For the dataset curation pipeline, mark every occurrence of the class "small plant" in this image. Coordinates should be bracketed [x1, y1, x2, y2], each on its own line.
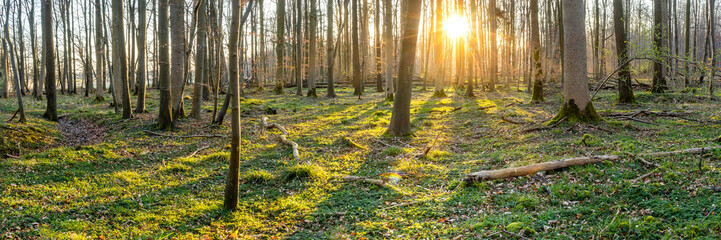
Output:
[381, 146, 407, 157]
[160, 163, 191, 173]
[281, 164, 328, 182]
[242, 169, 275, 183]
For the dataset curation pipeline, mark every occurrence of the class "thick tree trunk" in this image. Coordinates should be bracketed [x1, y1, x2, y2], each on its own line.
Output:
[326, 0, 337, 98]
[274, 0, 285, 94]
[157, 0, 172, 130]
[386, 0, 421, 136]
[42, 0, 57, 121]
[685, 0, 691, 87]
[652, 0, 668, 93]
[29, 0, 42, 100]
[614, 0, 636, 104]
[191, 0, 207, 118]
[487, 0, 497, 92]
[551, 0, 602, 123]
[169, 0, 185, 119]
[113, 0, 133, 119]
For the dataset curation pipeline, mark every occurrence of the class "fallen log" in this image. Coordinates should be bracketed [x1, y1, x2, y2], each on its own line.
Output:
[464, 146, 721, 182]
[261, 117, 300, 160]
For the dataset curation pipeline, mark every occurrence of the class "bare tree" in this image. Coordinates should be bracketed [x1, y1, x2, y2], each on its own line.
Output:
[113, 0, 133, 119]
[530, 0, 544, 102]
[95, 0, 105, 102]
[157, 0, 172, 130]
[614, 0, 635, 103]
[274, 0, 285, 94]
[42, 0, 58, 121]
[191, 0, 207, 118]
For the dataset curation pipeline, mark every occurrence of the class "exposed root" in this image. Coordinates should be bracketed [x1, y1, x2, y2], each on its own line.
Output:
[262, 117, 300, 160]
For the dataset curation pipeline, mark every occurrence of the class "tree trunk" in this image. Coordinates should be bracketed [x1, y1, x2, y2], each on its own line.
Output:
[685, 0, 691, 87]
[352, 0, 362, 96]
[42, 0, 57, 121]
[224, 0, 246, 211]
[157, 0, 172, 129]
[710, 0, 716, 96]
[274, 0, 286, 94]
[3, 2, 25, 122]
[551, 0, 602, 123]
[530, 0, 543, 102]
[135, 0, 147, 112]
[614, 0, 636, 104]
[169, 0, 185, 119]
[29, 0, 42, 100]
[191, 0, 207, 118]
[488, 0, 497, 92]
[307, 0, 318, 97]
[113, 0, 133, 119]
[385, 0, 397, 99]
[95, 0, 105, 102]
[652, 0, 668, 93]
[294, 0, 303, 96]
[326, 0, 337, 97]
[386, 0, 421, 136]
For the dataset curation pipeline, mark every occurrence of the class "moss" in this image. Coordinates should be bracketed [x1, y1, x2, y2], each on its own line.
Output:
[273, 85, 284, 94]
[242, 169, 275, 183]
[160, 163, 191, 173]
[432, 89, 447, 98]
[531, 80, 544, 102]
[306, 89, 318, 98]
[549, 99, 603, 124]
[281, 164, 328, 182]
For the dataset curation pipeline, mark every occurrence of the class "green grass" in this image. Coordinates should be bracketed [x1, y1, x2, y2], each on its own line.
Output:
[1, 86, 721, 239]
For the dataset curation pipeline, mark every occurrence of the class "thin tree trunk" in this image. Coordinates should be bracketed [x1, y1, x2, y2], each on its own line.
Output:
[113, 0, 133, 119]
[386, 0, 421, 136]
[135, 0, 147, 112]
[191, 0, 207, 118]
[42, 0, 58, 121]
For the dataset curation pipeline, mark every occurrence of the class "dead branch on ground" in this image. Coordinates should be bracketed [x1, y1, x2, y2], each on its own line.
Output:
[261, 117, 300, 160]
[143, 130, 225, 138]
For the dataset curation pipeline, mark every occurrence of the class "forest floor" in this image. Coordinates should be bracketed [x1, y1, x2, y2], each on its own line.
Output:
[1, 84, 721, 239]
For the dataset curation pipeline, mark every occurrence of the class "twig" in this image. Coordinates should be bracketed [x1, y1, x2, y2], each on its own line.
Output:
[616, 116, 659, 125]
[4, 154, 20, 159]
[500, 229, 530, 240]
[520, 116, 567, 133]
[631, 168, 659, 183]
[598, 207, 621, 237]
[701, 205, 717, 223]
[500, 114, 524, 125]
[7, 109, 19, 122]
[188, 145, 210, 158]
[479, 106, 496, 111]
[418, 129, 444, 158]
[143, 130, 225, 138]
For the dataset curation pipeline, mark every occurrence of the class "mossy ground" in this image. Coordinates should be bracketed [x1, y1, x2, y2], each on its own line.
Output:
[1, 85, 721, 239]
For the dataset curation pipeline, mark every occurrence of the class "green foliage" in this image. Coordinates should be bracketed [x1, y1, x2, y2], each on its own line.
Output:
[242, 169, 275, 183]
[280, 164, 328, 182]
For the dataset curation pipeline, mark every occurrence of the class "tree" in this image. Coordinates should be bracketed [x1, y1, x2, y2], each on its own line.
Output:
[224, 0, 243, 211]
[157, 0, 172, 130]
[487, 0, 497, 92]
[326, 0, 337, 98]
[613, 0, 635, 103]
[3, 0, 25, 122]
[112, 0, 133, 119]
[191, 0, 207, 118]
[95, 0, 105, 102]
[29, 0, 42, 100]
[307, 0, 318, 97]
[42, 0, 57, 121]
[224, 0, 254, 211]
[135, 0, 147, 112]
[352, 0, 362, 96]
[709, 0, 716, 96]
[375, 0, 382, 93]
[383, 0, 394, 100]
[274, 0, 285, 94]
[386, 0, 422, 136]
[15, 0, 25, 96]
[294, 0, 302, 96]
[651, 0, 667, 93]
[684, 0, 691, 87]
[169, 0, 185, 118]
[530, 0, 544, 102]
[431, 0, 444, 98]
[551, 0, 602, 123]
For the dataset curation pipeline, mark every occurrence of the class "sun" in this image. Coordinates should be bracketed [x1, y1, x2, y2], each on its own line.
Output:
[444, 14, 469, 39]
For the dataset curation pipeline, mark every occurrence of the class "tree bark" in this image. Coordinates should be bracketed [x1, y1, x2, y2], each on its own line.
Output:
[614, 0, 635, 103]
[652, 0, 668, 93]
[352, 0, 362, 96]
[274, 0, 286, 94]
[95, 0, 105, 102]
[386, 0, 421, 136]
[191, 0, 207, 118]
[42, 0, 57, 121]
[487, 0, 497, 92]
[224, 0, 246, 211]
[551, 0, 602, 123]
[157, 0, 172, 130]
[307, 0, 318, 97]
[326, 0, 337, 97]
[135, 0, 147, 112]
[530, 0, 544, 102]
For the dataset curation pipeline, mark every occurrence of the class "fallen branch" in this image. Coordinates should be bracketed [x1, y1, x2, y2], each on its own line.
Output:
[520, 116, 567, 133]
[479, 106, 496, 111]
[188, 145, 210, 158]
[464, 146, 721, 182]
[500, 114, 524, 125]
[261, 117, 300, 160]
[340, 176, 390, 188]
[143, 130, 225, 138]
